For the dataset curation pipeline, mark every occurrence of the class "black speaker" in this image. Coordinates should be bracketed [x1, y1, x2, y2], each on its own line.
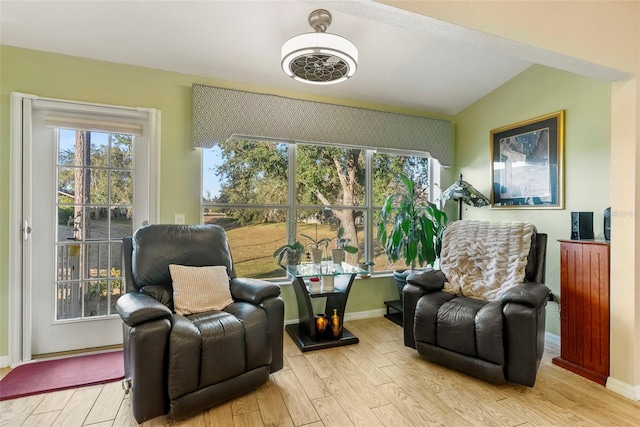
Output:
[604, 207, 611, 241]
[571, 212, 594, 240]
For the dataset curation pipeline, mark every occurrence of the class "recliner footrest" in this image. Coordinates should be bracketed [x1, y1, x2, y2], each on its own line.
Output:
[416, 342, 506, 384]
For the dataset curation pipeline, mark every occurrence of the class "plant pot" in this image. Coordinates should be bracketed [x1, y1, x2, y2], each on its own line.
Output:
[285, 248, 303, 266]
[394, 268, 433, 304]
[311, 248, 323, 264]
[393, 269, 412, 304]
[331, 249, 344, 264]
[321, 275, 334, 291]
[357, 263, 371, 278]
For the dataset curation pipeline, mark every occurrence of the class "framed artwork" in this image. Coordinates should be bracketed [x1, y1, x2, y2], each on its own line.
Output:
[490, 111, 564, 209]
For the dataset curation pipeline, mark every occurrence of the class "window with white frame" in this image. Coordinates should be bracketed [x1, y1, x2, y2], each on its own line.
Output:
[202, 140, 440, 279]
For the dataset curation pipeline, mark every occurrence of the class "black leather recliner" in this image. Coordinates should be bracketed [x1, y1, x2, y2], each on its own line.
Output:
[403, 220, 549, 387]
[116, 224, 284, 423]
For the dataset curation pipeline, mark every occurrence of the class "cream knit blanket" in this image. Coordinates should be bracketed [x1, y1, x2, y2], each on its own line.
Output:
[441, 221, 535, 301]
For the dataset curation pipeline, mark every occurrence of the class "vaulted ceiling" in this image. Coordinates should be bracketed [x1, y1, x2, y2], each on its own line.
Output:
[0, 1, 625, 115]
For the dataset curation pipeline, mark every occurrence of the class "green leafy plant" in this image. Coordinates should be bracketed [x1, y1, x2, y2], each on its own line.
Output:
[335, 226, 358, 254]
[272, 240, 305, 258]
[377, 174, 447, 270]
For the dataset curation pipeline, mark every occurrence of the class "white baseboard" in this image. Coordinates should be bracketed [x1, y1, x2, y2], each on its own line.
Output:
[345, 308, 387, 321]
[543, 332, 639, 402]
[0, 354, 9, 369]
[544, 332, 560, 346]
[606, 377, 640, 401]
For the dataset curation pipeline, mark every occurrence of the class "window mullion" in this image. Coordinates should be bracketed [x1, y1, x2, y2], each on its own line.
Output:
[429, 158, 441, 205]
[364, 149, 374, 264]
[288, 143, 297, 242]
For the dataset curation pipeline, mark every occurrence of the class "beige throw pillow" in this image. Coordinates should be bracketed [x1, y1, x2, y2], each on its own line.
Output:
[169, 264, 233, 315]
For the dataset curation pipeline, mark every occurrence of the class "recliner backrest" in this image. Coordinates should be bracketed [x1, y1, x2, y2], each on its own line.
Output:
[526, 232, 547, 284]
[129, 224, 237, 293]
[438, 221, 547, 300]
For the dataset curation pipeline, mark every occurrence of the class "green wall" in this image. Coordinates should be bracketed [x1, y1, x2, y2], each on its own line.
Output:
[453, 64, 611, 335]
[0, 47, 610, 361]
[3, 46, 443, 360]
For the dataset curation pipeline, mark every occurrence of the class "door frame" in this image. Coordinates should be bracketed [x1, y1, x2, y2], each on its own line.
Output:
[8, 92, 161, 366]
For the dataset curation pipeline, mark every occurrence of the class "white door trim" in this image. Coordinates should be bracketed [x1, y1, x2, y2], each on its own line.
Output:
[8, 93, 160, 367]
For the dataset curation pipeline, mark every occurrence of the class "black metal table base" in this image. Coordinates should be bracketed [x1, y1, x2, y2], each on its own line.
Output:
[286, 264, 362, 352]
[286, 324, 359, 352]
[384, 299, 403, 326]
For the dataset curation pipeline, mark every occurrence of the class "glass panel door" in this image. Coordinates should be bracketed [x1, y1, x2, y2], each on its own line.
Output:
[55, 129, 132, 321]
[27, 100, 153, 357]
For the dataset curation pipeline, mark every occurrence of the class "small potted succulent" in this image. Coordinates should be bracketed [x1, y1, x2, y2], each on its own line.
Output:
[357, 260, 375, 277]
[273, 240, 305, 267]
[331, 226, 358, 264]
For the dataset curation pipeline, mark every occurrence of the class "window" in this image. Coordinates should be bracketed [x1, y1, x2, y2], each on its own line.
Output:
[202, 140, 439, 279]
[56, 129, 133, 319]
[203, 141, 289, 279]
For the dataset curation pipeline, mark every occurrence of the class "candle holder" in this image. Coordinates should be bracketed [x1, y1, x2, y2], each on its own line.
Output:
[315, 314, 329, 337]
[330, 309, 342, 338]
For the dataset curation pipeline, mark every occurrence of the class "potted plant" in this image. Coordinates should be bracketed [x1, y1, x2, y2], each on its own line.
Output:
[331, 226, 358, 263]
[377, 174, 448, 301]
[301, 227, 331, 264]
[272, 240, 305, 267]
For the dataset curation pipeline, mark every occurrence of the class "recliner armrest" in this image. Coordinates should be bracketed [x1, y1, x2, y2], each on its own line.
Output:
[407, 270, 447, 292]
[403, 271, 446, 350]
[116, 292, 172, 327]
[501, 282, 550, 310]
[230, 277, 281, 304]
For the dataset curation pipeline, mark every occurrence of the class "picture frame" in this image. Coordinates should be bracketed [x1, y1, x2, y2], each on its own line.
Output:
[490, 111, 564, 209]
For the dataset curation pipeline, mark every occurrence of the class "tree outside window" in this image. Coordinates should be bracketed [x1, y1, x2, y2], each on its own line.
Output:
[202, 140, 436, 279]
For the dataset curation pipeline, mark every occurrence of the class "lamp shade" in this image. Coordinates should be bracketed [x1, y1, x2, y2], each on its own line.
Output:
[443, 174, 490, 220]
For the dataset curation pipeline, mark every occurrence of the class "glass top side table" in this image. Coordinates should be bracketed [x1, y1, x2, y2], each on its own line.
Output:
[284, 261, 367, 352]
[284, 261, 364, 278]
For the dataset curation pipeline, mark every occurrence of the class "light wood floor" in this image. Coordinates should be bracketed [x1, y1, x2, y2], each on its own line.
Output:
[2, 316, 640, 426]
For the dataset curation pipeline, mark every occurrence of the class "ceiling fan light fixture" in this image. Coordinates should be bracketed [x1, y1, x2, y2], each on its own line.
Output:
[281, 9, 358, 85]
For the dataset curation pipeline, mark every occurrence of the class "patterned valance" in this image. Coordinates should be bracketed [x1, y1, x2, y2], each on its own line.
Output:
[192, 84, 452, 165]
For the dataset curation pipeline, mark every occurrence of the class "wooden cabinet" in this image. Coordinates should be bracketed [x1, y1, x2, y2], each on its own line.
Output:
[553, 240, 610, 385]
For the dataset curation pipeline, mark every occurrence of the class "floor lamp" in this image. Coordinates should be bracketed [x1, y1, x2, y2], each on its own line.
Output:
[442, 174, 490, 220]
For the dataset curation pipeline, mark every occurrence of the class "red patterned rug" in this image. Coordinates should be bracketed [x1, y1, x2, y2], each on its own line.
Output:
[0, 350, 124, 401]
